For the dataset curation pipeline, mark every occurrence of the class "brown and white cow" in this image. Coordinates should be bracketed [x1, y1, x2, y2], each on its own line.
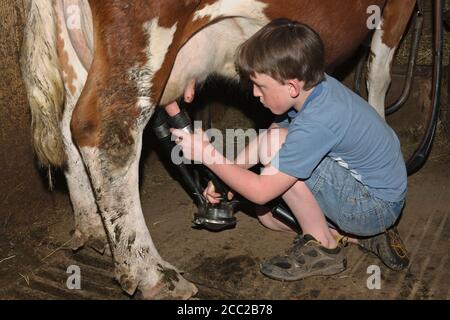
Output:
[21, 0, 416, 299]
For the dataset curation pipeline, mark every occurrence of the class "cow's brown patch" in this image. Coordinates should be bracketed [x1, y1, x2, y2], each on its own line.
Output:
[264, 0, 386, 68]
[381, 0, 416, 48]
[72, 0, 149, 152]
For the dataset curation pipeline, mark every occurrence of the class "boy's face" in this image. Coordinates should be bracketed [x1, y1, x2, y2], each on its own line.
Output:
[250, 72, 295, 115]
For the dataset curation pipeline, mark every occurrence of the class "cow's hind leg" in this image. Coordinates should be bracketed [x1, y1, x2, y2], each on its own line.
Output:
[23, 0, 108, 253]
[367, 0, 416, 118]
[71, 101, 197, 299]
[61, 98, 109, 253]
[53, 0, 108, 253]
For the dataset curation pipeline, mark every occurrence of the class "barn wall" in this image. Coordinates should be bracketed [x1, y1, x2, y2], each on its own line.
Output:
[395, 0, 450, 66]
[0, 0, 55, 228]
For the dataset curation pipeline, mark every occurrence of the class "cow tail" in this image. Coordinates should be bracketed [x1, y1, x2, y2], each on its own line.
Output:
[21, 0, 66, 169]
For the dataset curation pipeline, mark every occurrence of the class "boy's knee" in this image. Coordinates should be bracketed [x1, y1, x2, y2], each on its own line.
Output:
[258, 128, 288, 166]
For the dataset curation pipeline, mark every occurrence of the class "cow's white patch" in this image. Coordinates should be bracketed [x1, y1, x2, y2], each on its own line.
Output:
[160, 17, 267, 104]
[144, 18, 178, 78]
[132, 18, 177, 126]
[194, 0, 268, 22]
[367, 19, 397, 119]
[80, 140, 165, 293]
[81, 142, 196, 297]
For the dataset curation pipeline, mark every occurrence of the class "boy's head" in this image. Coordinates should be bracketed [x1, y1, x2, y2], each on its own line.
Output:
[235, 19, 325, 91]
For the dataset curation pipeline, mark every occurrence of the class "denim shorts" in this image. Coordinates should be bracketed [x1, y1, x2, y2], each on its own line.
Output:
[304, 157, 405, 237]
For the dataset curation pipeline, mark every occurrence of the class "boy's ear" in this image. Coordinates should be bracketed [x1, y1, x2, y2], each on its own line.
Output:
[287, 79, 302, 98]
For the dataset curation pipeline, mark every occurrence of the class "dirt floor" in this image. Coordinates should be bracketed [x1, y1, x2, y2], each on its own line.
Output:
[0, 67, 449, 300]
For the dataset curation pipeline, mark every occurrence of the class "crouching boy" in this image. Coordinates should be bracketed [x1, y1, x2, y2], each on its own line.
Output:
[172, 19, 409, 280]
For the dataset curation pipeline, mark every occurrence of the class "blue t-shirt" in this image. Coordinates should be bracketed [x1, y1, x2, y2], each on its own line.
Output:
[273, 74, 407, 202]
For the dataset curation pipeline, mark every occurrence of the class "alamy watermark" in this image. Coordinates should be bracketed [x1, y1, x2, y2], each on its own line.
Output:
[66, 265, 81, 290]
[367, 5, 382, 30]
[64, 4, 382, 31]
[366, 265, 381, 290]
[170, 121, 282, 169]
[66, 5, 82, 30]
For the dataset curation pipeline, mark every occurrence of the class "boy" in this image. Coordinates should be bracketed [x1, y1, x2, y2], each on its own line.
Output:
[171, 19, 409, 280]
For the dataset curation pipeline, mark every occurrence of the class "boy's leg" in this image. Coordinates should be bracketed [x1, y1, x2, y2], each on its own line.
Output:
[256, 129, 347, 281]
[282, 181, 337, 249]
[303, 156, 409, 271]
[258, 128, 340, 248]
[256, 204, 360, 244]
[257, 128, 409, 280]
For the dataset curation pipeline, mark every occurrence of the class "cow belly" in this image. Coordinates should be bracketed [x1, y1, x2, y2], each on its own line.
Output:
[160, 17, 266, 105]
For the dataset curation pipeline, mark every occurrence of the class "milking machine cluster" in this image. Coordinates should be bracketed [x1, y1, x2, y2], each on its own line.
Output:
[151, 105, 301, 233]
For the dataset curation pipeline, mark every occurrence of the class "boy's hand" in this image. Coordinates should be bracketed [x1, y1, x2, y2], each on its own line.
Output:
[171, 127, 212, 163]
[203, 181, 234, 204]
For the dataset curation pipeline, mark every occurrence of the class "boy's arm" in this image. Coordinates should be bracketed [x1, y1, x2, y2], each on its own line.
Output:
[171, 124, 295, 204]
[205, 151, 297, 205]
[234, 122, 280, 169]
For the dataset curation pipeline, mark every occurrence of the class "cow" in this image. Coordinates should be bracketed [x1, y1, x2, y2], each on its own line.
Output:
[21, 0, 416, 299]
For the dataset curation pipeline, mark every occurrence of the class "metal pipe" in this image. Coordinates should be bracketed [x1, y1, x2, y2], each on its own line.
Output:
[386, 9, 424, 115]
[407, 0, 444, 175]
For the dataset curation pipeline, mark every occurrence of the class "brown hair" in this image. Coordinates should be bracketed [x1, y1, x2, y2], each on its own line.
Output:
[235, 18, 325, 90]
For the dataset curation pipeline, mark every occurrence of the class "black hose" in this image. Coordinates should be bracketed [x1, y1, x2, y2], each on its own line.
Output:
[151, 108, 206, 206]
[271, 204, 302, 234]
[167, 106, 232, 198]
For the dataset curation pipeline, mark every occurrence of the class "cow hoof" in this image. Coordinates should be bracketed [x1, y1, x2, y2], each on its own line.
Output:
[87, 237, 111, 256]
[70, 229, 88, 251]
[70, 230, 112, 257]
[138, 276, 198, 300]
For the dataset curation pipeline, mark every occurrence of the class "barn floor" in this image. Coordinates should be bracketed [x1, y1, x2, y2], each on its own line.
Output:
[0, 70, 449, 300]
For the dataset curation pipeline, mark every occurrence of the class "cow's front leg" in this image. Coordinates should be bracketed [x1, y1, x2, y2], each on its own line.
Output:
[367, 27, 396, 119]
[367, 0, 416, 118]
[71, 107, 197, 299]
